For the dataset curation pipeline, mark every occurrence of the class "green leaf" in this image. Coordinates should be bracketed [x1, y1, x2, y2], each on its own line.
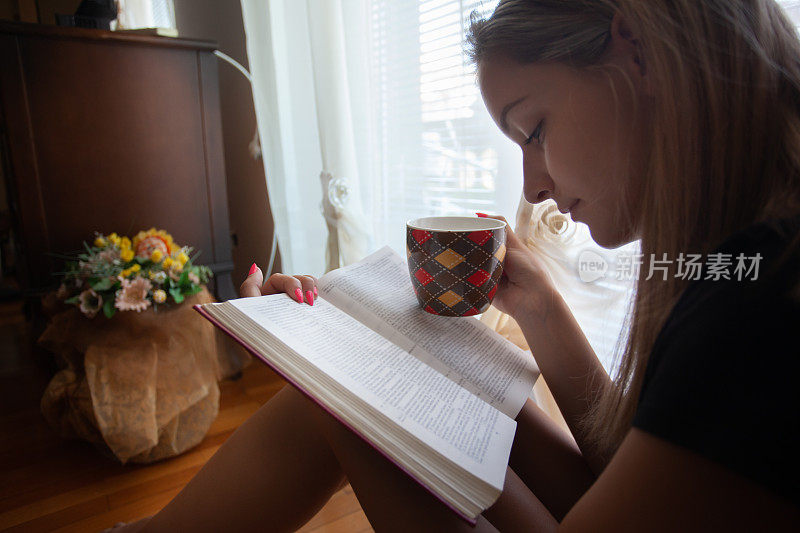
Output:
[178, 270, 189, 287]
[64, 296, 79, 305]
[169, 287, 184, 304]
[103, 298, 116, 318]
[91, 278, 113, 291]
[185, 285, 202, 295]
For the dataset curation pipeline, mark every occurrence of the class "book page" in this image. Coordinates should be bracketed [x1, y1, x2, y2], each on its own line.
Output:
[230, 295, 515, 490]
[318, 246, 538, 419]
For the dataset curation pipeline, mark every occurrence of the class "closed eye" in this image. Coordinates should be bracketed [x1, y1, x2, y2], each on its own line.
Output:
[524, 120, 544, 146]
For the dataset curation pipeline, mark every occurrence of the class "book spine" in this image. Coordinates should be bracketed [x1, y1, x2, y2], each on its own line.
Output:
[193, 304, 478, 526]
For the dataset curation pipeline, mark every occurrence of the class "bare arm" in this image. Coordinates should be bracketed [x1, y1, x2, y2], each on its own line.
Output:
[560, 428, 800, 532]
[482, 214, 611, 473]
[513, 287, 611, 474]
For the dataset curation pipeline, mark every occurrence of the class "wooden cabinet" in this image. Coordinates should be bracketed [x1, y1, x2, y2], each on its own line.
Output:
[0, 20, 236, 302]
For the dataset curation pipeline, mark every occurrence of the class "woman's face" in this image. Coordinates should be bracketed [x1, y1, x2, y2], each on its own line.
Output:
[478, 52, 649, 249]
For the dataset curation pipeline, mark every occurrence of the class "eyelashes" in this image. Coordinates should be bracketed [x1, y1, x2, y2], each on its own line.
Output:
[524, 120, 544, 146]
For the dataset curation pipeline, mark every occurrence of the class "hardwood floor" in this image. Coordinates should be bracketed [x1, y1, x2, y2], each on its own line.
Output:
[0, 298, 372, 532]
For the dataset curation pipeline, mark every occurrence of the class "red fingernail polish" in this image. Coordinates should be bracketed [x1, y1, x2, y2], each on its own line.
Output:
[306, 290, 314, 306]
[476, 212, 488, 218]
[248, 263, 258, 276]
[294, 288, 303, 303]
[313, 286, 318, 296]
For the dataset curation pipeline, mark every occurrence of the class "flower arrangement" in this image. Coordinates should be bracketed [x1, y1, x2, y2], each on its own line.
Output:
[58, 228, 213, 318]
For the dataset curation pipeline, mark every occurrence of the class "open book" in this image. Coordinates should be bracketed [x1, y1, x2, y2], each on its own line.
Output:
[195, 246, 539, 524]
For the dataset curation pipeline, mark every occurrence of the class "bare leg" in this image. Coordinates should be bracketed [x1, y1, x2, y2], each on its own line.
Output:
[142, 385, 346, 532]
[509, 399, 596, 519]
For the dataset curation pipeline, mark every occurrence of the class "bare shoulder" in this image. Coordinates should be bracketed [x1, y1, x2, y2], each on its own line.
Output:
[559, 429, 800, 532]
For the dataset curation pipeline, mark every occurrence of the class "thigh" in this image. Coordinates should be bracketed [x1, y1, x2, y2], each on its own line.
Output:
[304, 392, 556, 532]
[510, 399, 596, 520]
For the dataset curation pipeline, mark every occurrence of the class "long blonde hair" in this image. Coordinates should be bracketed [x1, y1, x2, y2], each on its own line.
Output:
[468, 0, 800, 458]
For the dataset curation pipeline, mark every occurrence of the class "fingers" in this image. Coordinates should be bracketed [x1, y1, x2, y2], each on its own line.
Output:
[240, 263, 264, 298]
[260, 273, 319, 306]
[295, 275, 319, 305]
[239, 263, 320, 306]
[476, 212, 525, 248]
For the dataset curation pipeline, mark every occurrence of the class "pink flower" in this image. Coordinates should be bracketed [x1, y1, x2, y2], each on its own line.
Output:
[97, 249, 119, 263]
[115, 277, 152, 312]
[188, 272, 200, 285]
[78, 289, 103, 318]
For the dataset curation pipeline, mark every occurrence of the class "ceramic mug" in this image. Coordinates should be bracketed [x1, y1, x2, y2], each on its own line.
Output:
[406, 216, 506, 316]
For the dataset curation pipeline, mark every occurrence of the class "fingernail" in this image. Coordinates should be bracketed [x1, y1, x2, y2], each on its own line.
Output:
[294, 288, 303, 303]
[248, 263, 258, 276]
[313, 286, 318, 296]
[306, 290, 314, 306]
[476, 212, 488, 218]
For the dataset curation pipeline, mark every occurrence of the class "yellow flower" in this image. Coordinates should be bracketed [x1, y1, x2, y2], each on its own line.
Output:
[94, 236, 107, 248]
[150, 249, 163, 263]
[177, 252, 189, 266]
[120, 248, 134, 262]
[120, 268, 132, 277]
[108, 233, 121, 246]
[153, 289, 167, 304]
[162, 257, 174, 269]
[120, 237, 132, 250]
[130, 264, 141, 273]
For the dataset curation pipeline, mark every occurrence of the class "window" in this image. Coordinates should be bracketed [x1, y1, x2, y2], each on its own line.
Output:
[368, 0, 521, 254]
[778, 0, 800, 29]
[115, 0, 176, 31]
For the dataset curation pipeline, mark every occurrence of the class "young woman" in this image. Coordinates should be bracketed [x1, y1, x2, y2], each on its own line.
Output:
[124, 1, 800, 530]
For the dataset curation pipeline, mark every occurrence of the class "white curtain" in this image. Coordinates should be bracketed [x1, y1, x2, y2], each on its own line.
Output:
[241, 0, 372, 276]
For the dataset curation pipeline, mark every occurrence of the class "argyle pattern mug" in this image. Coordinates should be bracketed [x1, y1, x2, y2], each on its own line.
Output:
[406, 216, 506, 316]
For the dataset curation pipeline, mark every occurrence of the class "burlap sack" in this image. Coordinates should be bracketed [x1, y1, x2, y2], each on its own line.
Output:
[39, 288, 249, 464]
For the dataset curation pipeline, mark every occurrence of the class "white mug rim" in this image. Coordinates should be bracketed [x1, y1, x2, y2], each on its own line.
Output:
[406, 216, 506, 232]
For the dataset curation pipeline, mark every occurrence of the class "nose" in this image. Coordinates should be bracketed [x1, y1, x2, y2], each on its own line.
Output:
[522, 149, 554, 204]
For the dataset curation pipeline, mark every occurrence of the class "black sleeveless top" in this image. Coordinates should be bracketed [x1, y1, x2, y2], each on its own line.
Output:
[632, 214, 800, 506]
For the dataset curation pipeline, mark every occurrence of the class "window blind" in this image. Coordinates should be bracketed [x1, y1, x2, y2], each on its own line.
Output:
[368, 0, 520, 251]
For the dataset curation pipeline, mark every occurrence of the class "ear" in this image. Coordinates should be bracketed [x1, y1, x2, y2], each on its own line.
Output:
[608, 13, 653, 96]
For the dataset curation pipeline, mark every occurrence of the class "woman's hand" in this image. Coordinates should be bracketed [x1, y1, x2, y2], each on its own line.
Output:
[478, 214, 558, 321]
[239, 263, 318, 305]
